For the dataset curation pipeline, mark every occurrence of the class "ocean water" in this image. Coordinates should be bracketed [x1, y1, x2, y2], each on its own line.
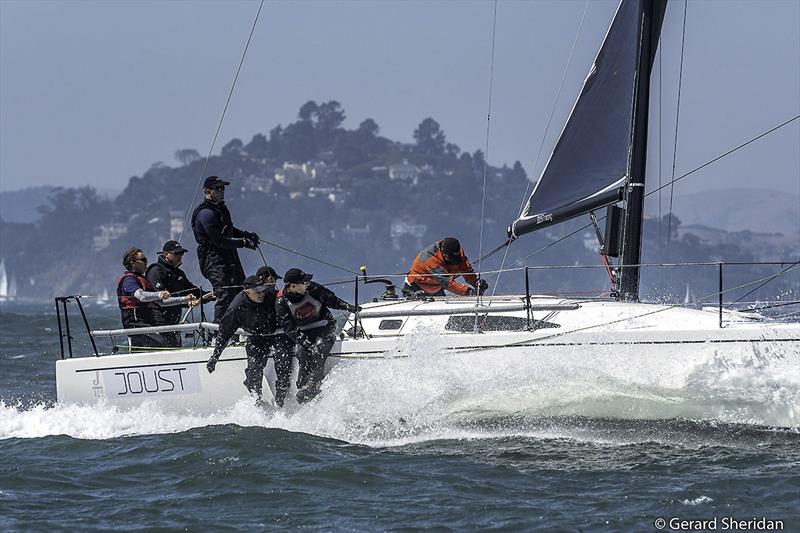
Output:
[1, 303, 798, 531]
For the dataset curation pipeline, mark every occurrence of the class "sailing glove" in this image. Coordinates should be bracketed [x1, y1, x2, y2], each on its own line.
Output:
[478, 279, 489, 295]
[206, 352, 221, 373]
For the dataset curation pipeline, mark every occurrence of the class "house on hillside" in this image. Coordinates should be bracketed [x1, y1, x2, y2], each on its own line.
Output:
[389, 160, 419, 185]
[274, 161, 328, 188]
[93, 223, 127, 251]
[391, 217, 427, 250]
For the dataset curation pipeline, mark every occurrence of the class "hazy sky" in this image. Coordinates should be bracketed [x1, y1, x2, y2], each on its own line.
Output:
[1, 0, 798, 198]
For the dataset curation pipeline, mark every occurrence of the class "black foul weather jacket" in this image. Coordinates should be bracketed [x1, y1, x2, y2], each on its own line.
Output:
[213, 289, 282, 357]
[191, 200, 248, 286]
[146, 257, 204, 325]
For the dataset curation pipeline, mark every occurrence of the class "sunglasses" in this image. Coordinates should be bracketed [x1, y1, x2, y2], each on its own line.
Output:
[168, 251, 185, 256]
[135, 257, 147, 263]
[211, 185, 225, 192]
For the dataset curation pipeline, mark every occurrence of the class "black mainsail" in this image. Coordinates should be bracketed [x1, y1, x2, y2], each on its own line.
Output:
[508, 0, 666, 300]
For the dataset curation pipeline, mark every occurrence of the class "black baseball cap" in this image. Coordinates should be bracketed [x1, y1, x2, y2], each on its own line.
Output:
[204, 175, 230, 189]
[243, 275, 266, 290]
[162, 240, 188, 254]
[441, 238, 461, 256]
[284, 268, 313, 285]
[256, 265, 282, 280]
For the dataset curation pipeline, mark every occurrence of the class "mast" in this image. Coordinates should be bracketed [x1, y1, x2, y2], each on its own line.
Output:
[618, 0, 667, 301]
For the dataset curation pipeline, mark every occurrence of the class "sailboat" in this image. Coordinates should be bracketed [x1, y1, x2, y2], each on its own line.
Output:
[54, 0, 798, 414]
[0, 259, 17, 302]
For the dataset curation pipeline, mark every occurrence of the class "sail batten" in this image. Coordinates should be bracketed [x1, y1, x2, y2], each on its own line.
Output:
[510, 0, 643, 238]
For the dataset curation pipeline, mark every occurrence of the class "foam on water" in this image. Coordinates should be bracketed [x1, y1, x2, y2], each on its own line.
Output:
[1, 332, 798, 443]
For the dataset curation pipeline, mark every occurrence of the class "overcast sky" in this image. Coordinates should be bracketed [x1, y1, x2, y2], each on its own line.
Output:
[1, 0, 798, 198]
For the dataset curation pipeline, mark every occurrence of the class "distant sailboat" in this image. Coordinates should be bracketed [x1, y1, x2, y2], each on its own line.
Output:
[96, 288, 110, 305]
[0, 259, 17, 302]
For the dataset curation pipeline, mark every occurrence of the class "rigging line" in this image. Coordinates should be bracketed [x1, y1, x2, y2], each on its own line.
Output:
[664, 0, 688, 264]
[520, 1, 591, 209]
[731, 260, 800, 305]
[504, 114, 800, 269]
[476, 0, 498, 311]
[258, 241, 358, 275]
[489, 0, 589, 300]
[657, 25, 663, 292]
[515, 0, 590, 220]
[645, 114, 800, 197]
[178, 0, 265, 243]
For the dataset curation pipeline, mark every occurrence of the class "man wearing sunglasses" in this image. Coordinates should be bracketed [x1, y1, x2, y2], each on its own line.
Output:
[275, 268, 361, 403]
[191, 175, 261, 323]
[146, 240, 210, 347]
[206, 275, 292, 407]
[118, 246, 198, 352]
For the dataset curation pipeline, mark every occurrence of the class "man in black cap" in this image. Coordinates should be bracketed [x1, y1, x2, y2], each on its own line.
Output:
[146, 240, 209, 347]
[256, 265, 282, 289]
[191, 176, 261, 322]
[275, 268, 361, 403]
[205, 275, 293, 407]
[403, 237, 487, 297]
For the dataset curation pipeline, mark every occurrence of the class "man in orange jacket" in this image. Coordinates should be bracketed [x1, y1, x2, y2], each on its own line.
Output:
[403, 237, 488, 297]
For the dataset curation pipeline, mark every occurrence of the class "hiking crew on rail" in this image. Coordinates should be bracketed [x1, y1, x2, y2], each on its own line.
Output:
[275, 268, 360, 403]
[206, 275, 293, 407]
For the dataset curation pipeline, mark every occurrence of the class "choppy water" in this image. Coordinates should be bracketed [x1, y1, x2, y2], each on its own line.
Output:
[1, 303, 798, 531]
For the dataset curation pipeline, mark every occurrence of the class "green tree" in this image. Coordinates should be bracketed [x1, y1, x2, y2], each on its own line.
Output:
[244, 133, 269, 158]
[413, 118, 446, 160]
[174, 148, 201, 166]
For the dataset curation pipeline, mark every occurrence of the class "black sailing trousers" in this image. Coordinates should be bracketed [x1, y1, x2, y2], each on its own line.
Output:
[295, 321, 337, 404]
[244, 334, 293, 407]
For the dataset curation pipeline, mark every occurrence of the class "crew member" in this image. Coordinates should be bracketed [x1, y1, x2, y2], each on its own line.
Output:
[206, 275, 293, 407]
[275, 268, 360, 403]
[118, 247, 197, 352]
[256, 265, 282, 289]
[191, 175, 260, 322]
[403, 237, 488, 297]
[146, 240, 210, 347]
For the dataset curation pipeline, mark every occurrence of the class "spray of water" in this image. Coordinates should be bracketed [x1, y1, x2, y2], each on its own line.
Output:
[1, 331, 798, 443]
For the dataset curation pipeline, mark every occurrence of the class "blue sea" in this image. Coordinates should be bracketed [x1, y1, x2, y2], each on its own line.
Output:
[1, 302, 798, 531]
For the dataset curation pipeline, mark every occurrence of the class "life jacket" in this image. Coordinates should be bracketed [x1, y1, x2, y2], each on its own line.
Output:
[117, 271, 156, 310]
[285, 292, 327, 331]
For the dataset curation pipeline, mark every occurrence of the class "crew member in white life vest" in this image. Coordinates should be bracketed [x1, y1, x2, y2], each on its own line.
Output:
[275, 268, 360, 403]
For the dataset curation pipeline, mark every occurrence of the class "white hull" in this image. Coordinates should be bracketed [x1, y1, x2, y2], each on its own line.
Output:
[55, 295, 799, 417]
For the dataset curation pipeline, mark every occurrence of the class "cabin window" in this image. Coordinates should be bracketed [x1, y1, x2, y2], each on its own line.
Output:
[379, 319, 403, 330]
[445, 315, 559, 332]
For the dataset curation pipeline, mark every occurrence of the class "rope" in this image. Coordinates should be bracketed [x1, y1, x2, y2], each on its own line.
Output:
[664, 0, 688, 263]
[476, 0, 498, 313]
[178, 0, 265, 243]
[488, 0, 590, 300]
[731, 260, 800, 305]
[259, 241, 358, 275]
[505, 114, 800, 268]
